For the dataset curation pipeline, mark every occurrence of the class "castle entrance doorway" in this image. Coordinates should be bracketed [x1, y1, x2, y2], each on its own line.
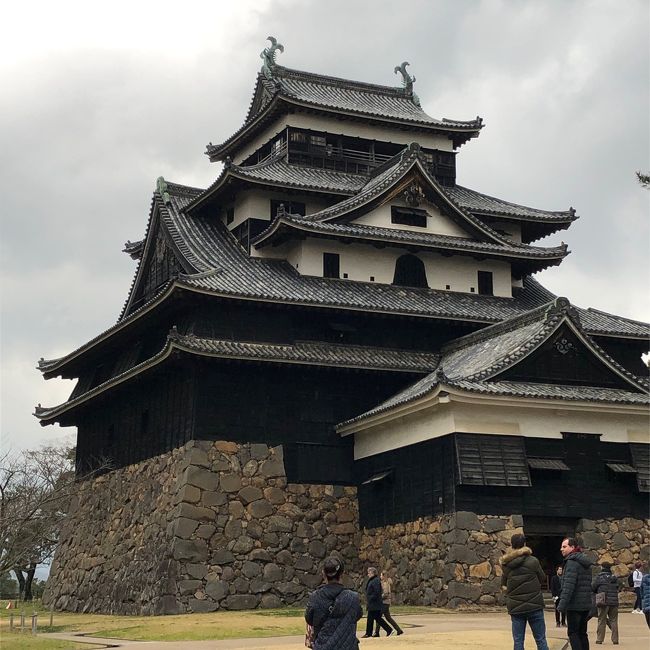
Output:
[523, 516, 578, 590]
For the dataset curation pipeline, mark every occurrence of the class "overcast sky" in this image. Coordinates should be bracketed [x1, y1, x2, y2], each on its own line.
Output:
[2, 0, 648, 453]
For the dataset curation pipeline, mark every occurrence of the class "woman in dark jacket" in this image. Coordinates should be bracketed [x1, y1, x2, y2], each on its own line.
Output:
[550, 566, 566, 627]
[592, 562, 619, 645]
[558, 538, 596, 650]
[362, 567, 392, 638]
[305, 557, 363, 650]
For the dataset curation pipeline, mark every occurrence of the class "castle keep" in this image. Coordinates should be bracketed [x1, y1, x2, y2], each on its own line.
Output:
[38, 39, 649, 614]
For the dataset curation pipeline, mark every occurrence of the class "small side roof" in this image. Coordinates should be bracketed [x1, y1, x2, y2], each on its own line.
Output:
[338, 297, 650, 429]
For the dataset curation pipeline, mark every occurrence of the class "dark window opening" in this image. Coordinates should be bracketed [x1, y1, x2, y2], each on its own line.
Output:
[323, 253, 340, 279]
[478, 271, 494, 296]
[140, 410, 150, 435]
[270, 200, 306, 218]
[226, 207, 234, 225]
[231, 218, 269, 253]
[391, 206, 428, 227]
[392, 254, 428, 288]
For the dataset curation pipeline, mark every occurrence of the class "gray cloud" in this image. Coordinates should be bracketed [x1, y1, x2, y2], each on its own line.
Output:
[2, 0, 648, 451]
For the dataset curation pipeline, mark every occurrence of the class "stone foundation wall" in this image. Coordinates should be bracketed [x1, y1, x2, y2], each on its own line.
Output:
[44, 440, 362, 614]
[578, 517, 650, 575]
[43, 446, 185, 614]
[360, 511, 524, 608]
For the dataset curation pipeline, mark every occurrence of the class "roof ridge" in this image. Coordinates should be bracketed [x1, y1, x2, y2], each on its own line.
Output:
[273, 64, 412, 97]
[442, 297, 573, 354]
[585, 306, 650, 327]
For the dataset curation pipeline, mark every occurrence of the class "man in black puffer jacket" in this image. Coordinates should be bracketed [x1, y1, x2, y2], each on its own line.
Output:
[305, 557, 363, 650]
[558, 537, 596, 650]
[592, 562, 619, 645]
[500, 533, 549, 650]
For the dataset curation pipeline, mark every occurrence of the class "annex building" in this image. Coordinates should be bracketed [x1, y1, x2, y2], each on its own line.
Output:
[38, 39, 649, 614]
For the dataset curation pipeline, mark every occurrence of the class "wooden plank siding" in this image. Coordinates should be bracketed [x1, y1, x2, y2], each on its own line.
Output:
[356, 433, 648, 529]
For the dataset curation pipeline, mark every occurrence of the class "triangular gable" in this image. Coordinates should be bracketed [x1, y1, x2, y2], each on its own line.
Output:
[494, 323, 643, 391]
[122, 185, 193, 318]
[254, 145, 517, 249]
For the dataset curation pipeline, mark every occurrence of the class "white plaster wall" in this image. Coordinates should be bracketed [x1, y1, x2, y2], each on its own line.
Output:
[255, 237, 512, 296]
[354, 198, 470, 238]
[352, 398, 650, 459]
[230, 190, 330, 230]
[232, 114, 455, 164]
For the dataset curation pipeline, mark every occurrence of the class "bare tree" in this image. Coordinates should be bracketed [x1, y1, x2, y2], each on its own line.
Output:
[0, 442, 76, 600]
[637, 171, 650, 188]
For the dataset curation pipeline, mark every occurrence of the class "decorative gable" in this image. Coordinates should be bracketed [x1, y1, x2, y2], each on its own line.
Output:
[494, 325, 641, 391]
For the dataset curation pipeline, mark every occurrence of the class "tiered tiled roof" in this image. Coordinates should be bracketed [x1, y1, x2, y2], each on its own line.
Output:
[34, 332, 439, 423]
[37, 181, 649, 379]
[206, 61, 483, 161]
[338, 298, 650, 428]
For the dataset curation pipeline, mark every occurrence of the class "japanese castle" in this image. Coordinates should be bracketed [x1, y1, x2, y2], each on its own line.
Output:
[37, 39, 649, 614]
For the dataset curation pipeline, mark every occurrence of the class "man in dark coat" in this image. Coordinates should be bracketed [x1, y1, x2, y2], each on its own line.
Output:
[500, 533, 550, 650]
[551, 566, 566, 627]
[305, 556, 363, 650]
[362, 567, 392, 638]
[558, 537, 596, 650]
[592, 562, 619, 645]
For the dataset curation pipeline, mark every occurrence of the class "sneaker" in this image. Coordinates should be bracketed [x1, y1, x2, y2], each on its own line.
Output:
[396, 630, 404, 635]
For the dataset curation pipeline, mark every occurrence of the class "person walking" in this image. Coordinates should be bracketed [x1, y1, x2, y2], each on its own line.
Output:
[640, 571, 650, 629]
[362, 567, 392, 638]
[373, 572, 403, 636]
[500, 533, 550, 650]
[558, 537, 596, 650]
[305, 556, 363, 650]
[592, 562, 619, 645]
[551, 566, 566, 627]
[632, 561, 643, 613]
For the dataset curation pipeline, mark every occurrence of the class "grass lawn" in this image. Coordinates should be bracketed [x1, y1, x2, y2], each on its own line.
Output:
[0, 601, 437, 642]
[0, 634, 101, 650]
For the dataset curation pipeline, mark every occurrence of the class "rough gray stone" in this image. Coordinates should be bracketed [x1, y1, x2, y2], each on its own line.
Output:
[250, 444, 269, 460]
[581, 531, 606, 549]
[220, 474, 242, 493]
[242, 561, 262, 578]
[455, 511, 481, 531]
[239, 485, 264, 505]
[267, 515, 293, 533]
[260, 593, 283, 609]
[178, 579, 203, 595]
[173, 539, 208, 562]
[232, 535, 255, 554]
[185, 564, 208, 580]
[184, 466, 219, 491]
[448, 545, 479, 564]
[224, 594, 261, 610]
[188, 598, 218, 613]
[259, 458, 285, 479]
[263, 563, 284, 581]
[205, 580, 228, 601]
[175, 517, 199, 539]
[177, 503, 216, 521]
[211, 549, 235, 564]
[248, 499, 274, 519]
[483, 518, 507, 533]
[611, 532, 632, 550]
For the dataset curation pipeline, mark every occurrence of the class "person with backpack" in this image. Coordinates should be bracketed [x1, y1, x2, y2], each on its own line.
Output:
[632, 561, 644, 613]
[305, 557, 363, 650]
[592, 562, 619, 645]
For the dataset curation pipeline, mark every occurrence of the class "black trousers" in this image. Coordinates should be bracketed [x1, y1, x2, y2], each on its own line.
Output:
[554, 599, 566, 625]
[365, 609, 391, 636]
[374, 604, 402, 634]
[633, 587, 642, 610]
[566, 610, 590, 650]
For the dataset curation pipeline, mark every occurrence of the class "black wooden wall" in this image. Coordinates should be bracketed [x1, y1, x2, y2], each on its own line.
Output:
[193, 360, 416, 485]
[75, 365, 195, 474]
[357, 433, 648, 529]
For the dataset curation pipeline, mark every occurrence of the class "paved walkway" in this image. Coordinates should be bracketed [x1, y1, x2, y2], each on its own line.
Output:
[42, 611, 649, 649]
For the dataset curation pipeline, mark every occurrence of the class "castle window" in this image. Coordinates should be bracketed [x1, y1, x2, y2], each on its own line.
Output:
[310, 135, 326, 147]
[478, 271, 494, 296]
[270, 200, 306, 218]
[323, 253, 340, 279]
[290, 131, 307, 144]
[392, 254, 428, 288]
[391, 206, 427, 228]
[226, 207, 234, 225]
